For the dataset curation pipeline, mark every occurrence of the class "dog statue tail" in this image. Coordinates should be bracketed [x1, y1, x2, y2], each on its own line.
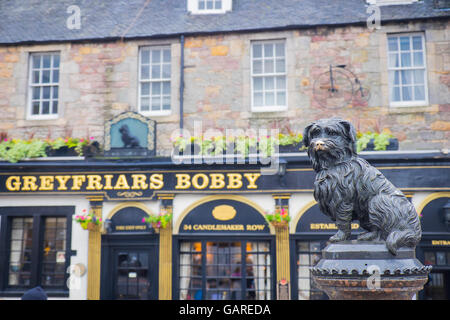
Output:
[385, 206, 422, 255]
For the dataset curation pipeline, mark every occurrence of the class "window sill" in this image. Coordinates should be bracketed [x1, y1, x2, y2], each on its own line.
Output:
[387, 104, 438, 114]
[26, 115, 59, 121]
[140, 110, 172, 117]
[251, 106, 288, 113]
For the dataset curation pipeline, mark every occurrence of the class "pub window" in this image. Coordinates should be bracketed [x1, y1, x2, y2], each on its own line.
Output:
[28, 52, 60, 119]
[139, 46, 171, 115]
[179, 241, 272, 300]
[387, 33, 428, 107]
[296, 241, 328, 300]
[251, 40, 287, 112]
[0, 207, 73, 297]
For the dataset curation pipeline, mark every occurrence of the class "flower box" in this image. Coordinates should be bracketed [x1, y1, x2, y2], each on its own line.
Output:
[363, 138, 399, 152]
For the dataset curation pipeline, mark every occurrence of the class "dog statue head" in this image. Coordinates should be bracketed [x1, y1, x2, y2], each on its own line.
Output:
[303, 118, 357, 171]
[119, 124, 130, 135]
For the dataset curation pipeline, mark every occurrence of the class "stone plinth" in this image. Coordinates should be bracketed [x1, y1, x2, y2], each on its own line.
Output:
[310, 241, 432, 300]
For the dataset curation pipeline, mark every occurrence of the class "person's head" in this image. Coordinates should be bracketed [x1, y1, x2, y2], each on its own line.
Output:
[21, 286, 48, 300]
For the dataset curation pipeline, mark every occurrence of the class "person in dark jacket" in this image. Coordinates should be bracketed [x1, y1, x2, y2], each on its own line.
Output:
[21, 286, 48, 300]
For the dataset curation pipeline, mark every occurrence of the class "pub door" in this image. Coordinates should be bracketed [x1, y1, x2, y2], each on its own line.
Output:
[101, 235, 159, 300]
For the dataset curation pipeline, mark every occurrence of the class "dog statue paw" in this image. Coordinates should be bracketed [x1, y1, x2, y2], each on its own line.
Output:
[303, 118, 422, 255]
[329, 230, 351, 242]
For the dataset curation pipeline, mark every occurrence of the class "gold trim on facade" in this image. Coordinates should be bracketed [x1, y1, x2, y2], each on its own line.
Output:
[416, 192, 450, 215]
[173, 194, 275, 234]
[87, 199, 103, 300]
[291, 200, 317, 234]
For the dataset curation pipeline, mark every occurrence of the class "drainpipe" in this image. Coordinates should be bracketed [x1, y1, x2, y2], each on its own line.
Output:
[179, 35, 185, 130]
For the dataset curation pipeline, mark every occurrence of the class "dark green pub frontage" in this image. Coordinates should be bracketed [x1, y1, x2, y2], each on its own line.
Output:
[0, 151, 449, 300]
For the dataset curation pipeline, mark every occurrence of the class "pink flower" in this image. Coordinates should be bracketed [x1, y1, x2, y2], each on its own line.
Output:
[3, 138, 7, 142]
[80, 138, 84, 142]
[90, 136, 94, 140]
[142, 218, 146, 223]
[82, 209, 87, 213]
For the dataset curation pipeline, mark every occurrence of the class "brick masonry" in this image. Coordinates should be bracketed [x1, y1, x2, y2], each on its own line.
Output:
[0, 21, 448, 155]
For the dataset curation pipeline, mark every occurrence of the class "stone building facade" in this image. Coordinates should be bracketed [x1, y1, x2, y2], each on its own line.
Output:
[0, 6, 449, 153]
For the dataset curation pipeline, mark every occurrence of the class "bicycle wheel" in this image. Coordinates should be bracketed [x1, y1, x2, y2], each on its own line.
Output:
[313, 69, 354, 109]
[353, 85, 371, 103]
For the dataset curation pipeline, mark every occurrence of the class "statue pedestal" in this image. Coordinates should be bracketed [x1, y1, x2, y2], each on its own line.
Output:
[311, 241, 432, 300]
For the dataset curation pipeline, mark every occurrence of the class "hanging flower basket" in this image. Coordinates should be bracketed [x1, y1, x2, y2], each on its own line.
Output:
[265, 208, 290, 228]
[142, 210, 173, 233]
[74, 209, 102, 231]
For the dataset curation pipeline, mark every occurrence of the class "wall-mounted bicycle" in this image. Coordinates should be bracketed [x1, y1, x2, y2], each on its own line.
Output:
[313, 65, 370, 109]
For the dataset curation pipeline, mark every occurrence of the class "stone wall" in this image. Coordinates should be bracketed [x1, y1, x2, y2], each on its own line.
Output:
[0, 20, 448, 155]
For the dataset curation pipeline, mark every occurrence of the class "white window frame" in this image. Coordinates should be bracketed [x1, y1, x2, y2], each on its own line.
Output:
[138, 45, 172, 116]
[250, 39, 288, 113]
[387, 32, 429, 108]
[27, 52, 60, 120]
[187, 0, 232, 14]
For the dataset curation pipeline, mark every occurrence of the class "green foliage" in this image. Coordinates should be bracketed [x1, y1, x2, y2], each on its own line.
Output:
[0, 137, 96, 162]
[0, 139, 47, 163]
[356, 131, 394, 153]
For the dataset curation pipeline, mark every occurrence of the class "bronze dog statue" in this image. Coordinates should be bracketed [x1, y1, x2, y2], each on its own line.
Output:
[303, 118, 421, 255]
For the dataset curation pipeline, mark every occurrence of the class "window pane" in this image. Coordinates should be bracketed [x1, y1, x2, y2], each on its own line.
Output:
[388, 37, 398, 51]
[254, 92, 263, 106]
[141, 50, 150, 64]
[33, 71, 40, 84]
[52, 70, 59, 83]
[413, 52, 423, 67]
[52, 101, 58, 114]
[253, 60, 262, 74]
[151, 65, 161, 79]
[162, 96, 171, 110]
[253, 77, 263, 91]
[264, 60, 274, 73]
[253, 44, 262, 58]
[32, 55, 41, 69]
[215, 0, 222, 10]
[42, 70, 50, 83]
[141, 97, 150, 111]
[264, 44, 273, 57]
[277, 92, 286, 106]
[388, 53, 399, 68]
[43, 86, 50, 99]
[42, 101, 50, 114]
[199, 0, 205, 10]
[401, 70, 413, 85]
[401, 52, 411, 67]
[162, 82, 171, 95]
[265, 92, 274, 105]
[163, 49, 171, 63]
[162, 64, 171, 79]
[32, 101, 40, 115]
[43, 55, 51, 68]
[52, 55, 60, 68]
[141, 66, 149, 80]
[32, 87, 40, 100]
[265, 77, 274, 90]
[276, 76, 286, 89]
[402, 86, 412, 101]
[400, 36, 410, 51]
[206, 0, 213, 10]
[412, 36, 422, 50]
[151, 82, 161, 96]
[8, 217, 34, 286]
[151, 97, 161, 111]
[52, 86, 58, 99]
[275, 59, 285, 73]
[41, 217, 67, 288]
[413, 70, 424, 85]
[275, 43, 284, 57]
[141, 82, 150, 96]
[391, 86, 400, 102]
[414, 85, 425, 101]
[152, 50, 161, 63]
